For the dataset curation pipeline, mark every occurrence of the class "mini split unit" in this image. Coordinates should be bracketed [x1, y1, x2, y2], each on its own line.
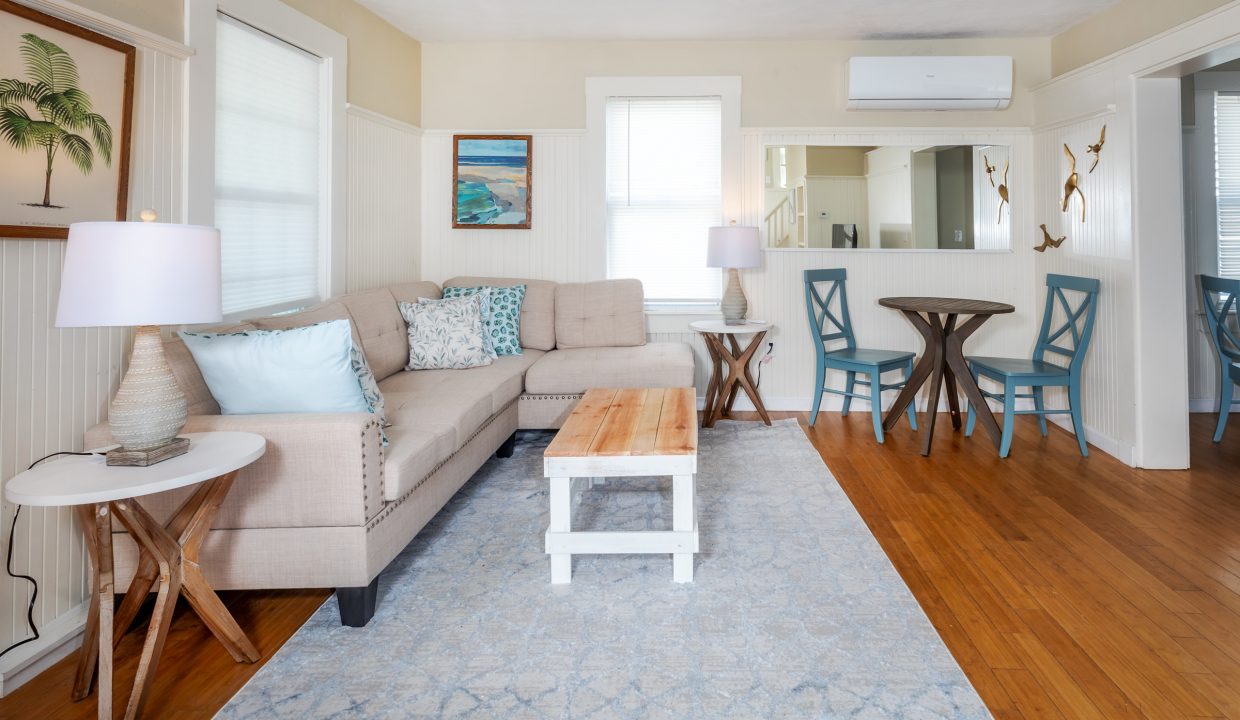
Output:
[847, 56, 1013, 111]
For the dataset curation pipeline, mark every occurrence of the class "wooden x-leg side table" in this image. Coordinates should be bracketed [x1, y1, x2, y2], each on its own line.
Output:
[690, 320, 773, 428]
[4, 432, 266, 720]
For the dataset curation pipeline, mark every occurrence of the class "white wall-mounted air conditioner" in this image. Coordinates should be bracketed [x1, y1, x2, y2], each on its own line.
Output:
[847, 56, 1013, 111]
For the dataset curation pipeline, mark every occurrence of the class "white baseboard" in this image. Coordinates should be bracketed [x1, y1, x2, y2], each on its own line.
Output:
[702, 394, 1135, 465]
[0, 601, 88, 697]
[1189, 398, 1240, 413]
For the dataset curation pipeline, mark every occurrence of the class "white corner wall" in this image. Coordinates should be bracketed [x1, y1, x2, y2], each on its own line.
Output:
[0, 20, 190, 692]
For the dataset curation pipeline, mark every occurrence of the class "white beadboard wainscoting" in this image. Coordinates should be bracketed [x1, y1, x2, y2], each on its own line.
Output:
[346, 106, 423, 292]
[0, 35, 189, 692]
[1031, 108, 1132, 462]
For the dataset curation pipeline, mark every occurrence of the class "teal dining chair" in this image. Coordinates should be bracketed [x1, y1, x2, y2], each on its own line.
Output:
[1200, 274, 1240, 442]
[965, 274, 1100, 458]
[804, 269, 917, 443]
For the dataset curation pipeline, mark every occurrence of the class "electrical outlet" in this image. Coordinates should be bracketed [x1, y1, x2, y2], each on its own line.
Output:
[954, 230, 964, 243]
[761, 341, 775, 364]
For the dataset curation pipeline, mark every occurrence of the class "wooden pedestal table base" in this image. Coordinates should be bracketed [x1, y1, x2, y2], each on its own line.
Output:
[690, 320, 773, 428]
[3, 432, 266, 720]
[877, 297, 1015, 456]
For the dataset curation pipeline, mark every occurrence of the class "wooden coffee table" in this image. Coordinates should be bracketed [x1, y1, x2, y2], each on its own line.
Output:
[543, 388, 699, 583]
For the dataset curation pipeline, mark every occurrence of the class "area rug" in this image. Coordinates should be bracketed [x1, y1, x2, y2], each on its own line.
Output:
[220, 419, 989, 719]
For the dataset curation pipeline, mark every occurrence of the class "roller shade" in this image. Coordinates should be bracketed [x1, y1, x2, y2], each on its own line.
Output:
[1216, 92, 1240, 280]
[215, 13, 324, 316]
[606, 96, 723, 303]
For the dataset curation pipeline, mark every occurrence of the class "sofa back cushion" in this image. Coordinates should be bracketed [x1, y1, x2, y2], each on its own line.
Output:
[554, 279, 646, 349]
[164, 322, 256, 416]
[336, 289, 408, 381]
[389, 281, 443, 307]
[445, 276, 556, 351]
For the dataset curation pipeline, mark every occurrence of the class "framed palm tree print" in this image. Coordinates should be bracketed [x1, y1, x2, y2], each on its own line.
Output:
[452, 135, 532, 229]
[0, 0, 134, 240]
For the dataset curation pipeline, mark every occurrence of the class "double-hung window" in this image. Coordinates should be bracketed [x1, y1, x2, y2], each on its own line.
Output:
[1215, 91, 1240, 280]
[605, 95, 723, 304]
[214, 13, 326, 316]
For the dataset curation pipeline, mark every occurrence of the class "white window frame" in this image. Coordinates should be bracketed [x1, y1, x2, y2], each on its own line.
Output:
[584, 76, 741, 310]
[186, 0, 346, 319]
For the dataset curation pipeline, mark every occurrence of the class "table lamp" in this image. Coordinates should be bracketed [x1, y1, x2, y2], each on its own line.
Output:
[56, 213, 222, 465]
[706, 223, 762, 325]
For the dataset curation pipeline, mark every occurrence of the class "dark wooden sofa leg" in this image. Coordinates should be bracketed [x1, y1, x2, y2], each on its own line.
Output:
[337, 577, 379, 627]
[496, 432, 517, 458]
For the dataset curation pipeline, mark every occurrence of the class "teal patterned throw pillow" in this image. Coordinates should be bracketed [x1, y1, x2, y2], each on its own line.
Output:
[442, 284, 526, 356]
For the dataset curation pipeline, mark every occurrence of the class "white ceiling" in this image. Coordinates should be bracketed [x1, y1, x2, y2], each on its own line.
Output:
[357, 0, 1120, 43]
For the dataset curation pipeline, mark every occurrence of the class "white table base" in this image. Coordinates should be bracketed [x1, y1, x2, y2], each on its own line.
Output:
[544, 455, 698, 583]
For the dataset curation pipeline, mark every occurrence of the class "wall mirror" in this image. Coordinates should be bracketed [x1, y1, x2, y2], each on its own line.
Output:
[763, 144, 1011, 250]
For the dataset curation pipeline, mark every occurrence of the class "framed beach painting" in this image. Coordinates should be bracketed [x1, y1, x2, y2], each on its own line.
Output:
[0, 0, 134, 240]
[452, 135, 532, 229]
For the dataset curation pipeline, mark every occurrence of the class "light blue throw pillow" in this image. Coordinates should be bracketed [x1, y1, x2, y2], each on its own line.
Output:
[180, 320, 373, 417]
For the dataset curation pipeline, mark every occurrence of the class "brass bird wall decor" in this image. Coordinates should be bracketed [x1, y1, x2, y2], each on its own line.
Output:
[983, 154, 997, 187]
[996, 159, 1009, 223]
[1086, 124, 1106, 173]
[1062, 144, 1085, 223]
[1034, 224, 1066, 252]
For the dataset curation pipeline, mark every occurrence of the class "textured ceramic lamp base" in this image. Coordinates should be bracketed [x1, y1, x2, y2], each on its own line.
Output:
[107, 325, 188, 464]
[721, 268, 749, 325]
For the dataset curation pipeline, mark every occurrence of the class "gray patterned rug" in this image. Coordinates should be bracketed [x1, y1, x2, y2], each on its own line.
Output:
[220, 419, 989, 719]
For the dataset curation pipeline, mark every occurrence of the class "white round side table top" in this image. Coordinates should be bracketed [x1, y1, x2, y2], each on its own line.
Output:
[689, 319, 773, 334]
[4, 432, 266, 507]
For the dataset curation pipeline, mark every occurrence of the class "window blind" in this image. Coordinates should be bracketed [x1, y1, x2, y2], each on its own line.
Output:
[606, 96, 722, 303]
[215, 14, 324, 316]
[1216, 92, 1240, 280]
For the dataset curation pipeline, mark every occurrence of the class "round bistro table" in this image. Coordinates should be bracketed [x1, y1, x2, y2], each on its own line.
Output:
[689, 320, 774, 428]
[877, 297, 1015, 456]
[5, 432, 265, 720]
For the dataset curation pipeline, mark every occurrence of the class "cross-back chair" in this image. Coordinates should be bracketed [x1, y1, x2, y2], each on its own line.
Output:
[1200, 274, 1240, 442]
[803, 269, 917, 443]
[964, 273, 1100, 457]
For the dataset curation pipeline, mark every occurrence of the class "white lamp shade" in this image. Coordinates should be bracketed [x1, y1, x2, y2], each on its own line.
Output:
[56, 221, 223, 328]
[706, 225, 762, 269]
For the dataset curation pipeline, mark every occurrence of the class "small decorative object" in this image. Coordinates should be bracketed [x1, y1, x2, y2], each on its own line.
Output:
[55, 213, 223, 465]
[0, 0, 135, 240]
[1062, 144, 1086, 223]
[452, 134, 532, 229]
[983, 154, 997, 187]
[996, 159, 1010, 223]
[707, 223, 762, 326]
[1034, 224, 1066, 252]
[1086, 124, 1106, 173]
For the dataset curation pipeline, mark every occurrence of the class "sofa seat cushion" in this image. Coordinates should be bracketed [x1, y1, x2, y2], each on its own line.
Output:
[524, 343, 695, 395]
[378, 351, 543, 416]
[381, 423, 457, 502]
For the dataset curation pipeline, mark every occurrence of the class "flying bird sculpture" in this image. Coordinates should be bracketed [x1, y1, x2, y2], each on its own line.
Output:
[1034, 224, 1066, 252]
[1062, 144, 1085, 223]
[1086, 124, 1106, 173]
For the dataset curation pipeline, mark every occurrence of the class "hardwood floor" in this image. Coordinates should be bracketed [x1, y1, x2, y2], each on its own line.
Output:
[0, 589, 328, 719]
[2, 412, 1237, 719]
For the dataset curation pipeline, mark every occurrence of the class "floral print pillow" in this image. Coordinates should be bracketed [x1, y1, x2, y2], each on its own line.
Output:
[350, 345, 388, 445]
[442, 285, 526, 356]
[399, 295, 495, 370]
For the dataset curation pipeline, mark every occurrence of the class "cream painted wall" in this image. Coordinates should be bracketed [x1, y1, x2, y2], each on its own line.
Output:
[1051, 0, 1233, 76]
[421, 38, 1051, 129]
[72, 0, 183, 40]
[806, 146, 868, 176]
[277, 0, 422, 126]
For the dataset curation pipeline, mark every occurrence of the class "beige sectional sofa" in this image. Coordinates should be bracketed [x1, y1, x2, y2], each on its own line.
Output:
[85, 277, 695, 626]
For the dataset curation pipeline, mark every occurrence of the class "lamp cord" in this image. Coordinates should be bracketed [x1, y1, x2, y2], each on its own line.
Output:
[0, 451, 91, 660]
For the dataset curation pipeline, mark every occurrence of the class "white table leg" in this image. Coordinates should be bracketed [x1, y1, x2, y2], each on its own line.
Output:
[548, 477, 572, 583]
[672, 474, 695, 582]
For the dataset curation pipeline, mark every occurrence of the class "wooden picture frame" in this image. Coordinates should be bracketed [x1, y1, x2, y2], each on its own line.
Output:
[0, 0, 135, 240]
[452, 134, 532, 229]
